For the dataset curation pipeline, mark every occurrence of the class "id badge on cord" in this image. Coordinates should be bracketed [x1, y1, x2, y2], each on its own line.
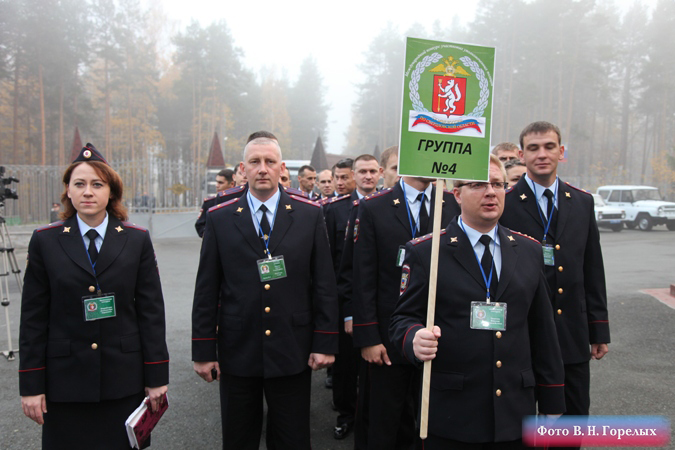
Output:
[542, 244, 555, 266]
[83, 293, 116, 321]
[257, 255, 288, 282]
[470, 301, 507, 331]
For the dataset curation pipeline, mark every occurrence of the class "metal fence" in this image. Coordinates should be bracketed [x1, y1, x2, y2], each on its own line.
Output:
[2, 157, 203, 225]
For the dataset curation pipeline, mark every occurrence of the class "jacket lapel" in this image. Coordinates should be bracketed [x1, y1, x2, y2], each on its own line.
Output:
[493, 226, 518, 301]
[268, 190, 293, 255]
[233, 196, 265, 256]
[393, 183, 414, 238]
[447, 220, 485, 289]
[58, 215, 95, 276]
[94, 217, 128, 276]
[554, 181, 572, 240]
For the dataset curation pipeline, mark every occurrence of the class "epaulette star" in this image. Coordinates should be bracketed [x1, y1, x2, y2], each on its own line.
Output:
[237, 207, 244, 213]
[450, 236, 458, 243]
[565, 192, 571, 198]
[520, 194, 527, 201]
[507, 235, 515, 242]
[393, 198, 400, 205]
[285, 204, 292, 210]
[115, 226, 123, 232]
[63, 227, 70, 233]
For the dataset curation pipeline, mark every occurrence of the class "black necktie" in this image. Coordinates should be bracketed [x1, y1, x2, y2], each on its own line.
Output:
[479, 234, 498, 296]
[86, 229, 99, 264]
[417, 192, 429, 234]
[259, 205, 271, 239]
[543, 189, 555, 221]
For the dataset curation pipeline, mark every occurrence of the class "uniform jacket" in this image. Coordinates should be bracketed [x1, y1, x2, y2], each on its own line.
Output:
[352, 183, 460, 363]
[322, 191, 358, 274]
[500, 176, 610, 364]
[191, 189, 339, 378]
[389, 219, 565, 443]
[195, 185, 247, 237]
[19, 216, 169, 402]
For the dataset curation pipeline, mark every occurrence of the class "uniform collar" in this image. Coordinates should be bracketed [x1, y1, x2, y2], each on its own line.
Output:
[76, 212, 108, 240]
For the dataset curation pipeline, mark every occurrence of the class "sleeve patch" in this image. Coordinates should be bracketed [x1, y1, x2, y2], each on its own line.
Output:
[400, 264, 411, 295]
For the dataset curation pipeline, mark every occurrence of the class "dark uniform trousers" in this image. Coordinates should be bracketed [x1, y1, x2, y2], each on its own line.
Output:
[337, 198, 370, 449]
[389, 219, 566, 447]
[323, 191, 361, 428]
[499, 178, 610, 410]
[500, 177, 610, 450]
[19, 216, 169, 449]
[192, 190, 339, 449]
[352, 183, 460, 450]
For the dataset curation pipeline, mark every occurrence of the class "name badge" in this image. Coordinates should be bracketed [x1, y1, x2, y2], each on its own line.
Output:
[83, 293, 116, 321]
[470, 301, 507, 331]
[257, 255, 287, 282]
[542, 244, 555, 266]
[396, 245, 406, 267]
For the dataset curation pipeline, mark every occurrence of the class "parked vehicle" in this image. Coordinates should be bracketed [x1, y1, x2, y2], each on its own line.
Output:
[592, 194, 625, 232]
[596, 185, 675, 231]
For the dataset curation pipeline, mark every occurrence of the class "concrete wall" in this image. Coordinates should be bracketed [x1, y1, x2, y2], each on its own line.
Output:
[5, 210, 200, 249]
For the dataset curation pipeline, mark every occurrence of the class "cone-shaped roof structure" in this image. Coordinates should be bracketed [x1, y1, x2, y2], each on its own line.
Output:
[310, 136, 328, 171]
[69, 127, 83, 163]
[206, 132, 225, 168]
[372, 144, 381, 162]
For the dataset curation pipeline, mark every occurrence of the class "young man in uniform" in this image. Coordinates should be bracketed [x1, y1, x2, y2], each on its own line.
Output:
[500, 121, 610, 450]
[390, 154, 565, 449]
[352, 162, 460, 449]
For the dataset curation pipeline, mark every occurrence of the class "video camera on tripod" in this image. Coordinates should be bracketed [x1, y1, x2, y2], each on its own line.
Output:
[0, 166, 21, 360]
[0, 166, 20, 206]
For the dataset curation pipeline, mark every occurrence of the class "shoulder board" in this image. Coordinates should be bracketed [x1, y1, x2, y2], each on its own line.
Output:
[208, 197, 240, 213]
[564, 181, 590, 194]
[352, 199, 361, 207]
[203, 195, 217, 202]
[121, 222, 148, 232]
[36, 221, 64, 232]
[218, 184, 246, 197]
[411, 229, 446, 246]
[509, 230, 541, 244]
[363, 187, 393, 201]
[289, 194, 321, 207]
[327, 194, 351, 205]
[505, 185, 516, 194]
[283, 186, 306, 197]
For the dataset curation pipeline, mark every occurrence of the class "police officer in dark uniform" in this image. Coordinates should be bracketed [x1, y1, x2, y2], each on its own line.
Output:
[191, 136, 338, 449]
[323, 155, 382, 439]
[352, 171, 460, 450]
[500, 122, 610, 450]
[390, 154, 565, 449]
[19, 144, 169, 449]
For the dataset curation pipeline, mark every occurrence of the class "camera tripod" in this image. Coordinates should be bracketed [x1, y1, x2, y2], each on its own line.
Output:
[0, 215, 22, 361]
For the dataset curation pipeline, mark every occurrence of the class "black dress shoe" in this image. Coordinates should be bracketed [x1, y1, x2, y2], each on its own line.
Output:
[325, 375, 333, 389]
[333, 423, 352, 440]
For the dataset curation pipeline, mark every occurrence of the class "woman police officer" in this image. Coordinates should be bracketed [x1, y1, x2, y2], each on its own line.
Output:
[19, 144, 169, 449]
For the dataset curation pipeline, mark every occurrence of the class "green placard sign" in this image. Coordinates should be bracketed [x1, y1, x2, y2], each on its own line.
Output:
[399, 37, 495, 181]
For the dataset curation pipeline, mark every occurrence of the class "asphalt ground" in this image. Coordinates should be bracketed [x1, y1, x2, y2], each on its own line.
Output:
[1, 226, 674, 449]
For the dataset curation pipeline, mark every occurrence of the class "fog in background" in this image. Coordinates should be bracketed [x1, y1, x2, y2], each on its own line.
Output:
[1, 0, 674, 203]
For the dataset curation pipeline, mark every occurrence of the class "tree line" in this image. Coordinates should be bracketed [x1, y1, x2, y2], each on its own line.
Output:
[0, 0, 328, 169]
[1, 0, 674, 194]
[345, 0, 675, 192]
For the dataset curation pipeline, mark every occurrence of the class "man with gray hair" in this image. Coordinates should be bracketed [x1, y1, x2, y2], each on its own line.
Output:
[192, 136, 338, 449]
